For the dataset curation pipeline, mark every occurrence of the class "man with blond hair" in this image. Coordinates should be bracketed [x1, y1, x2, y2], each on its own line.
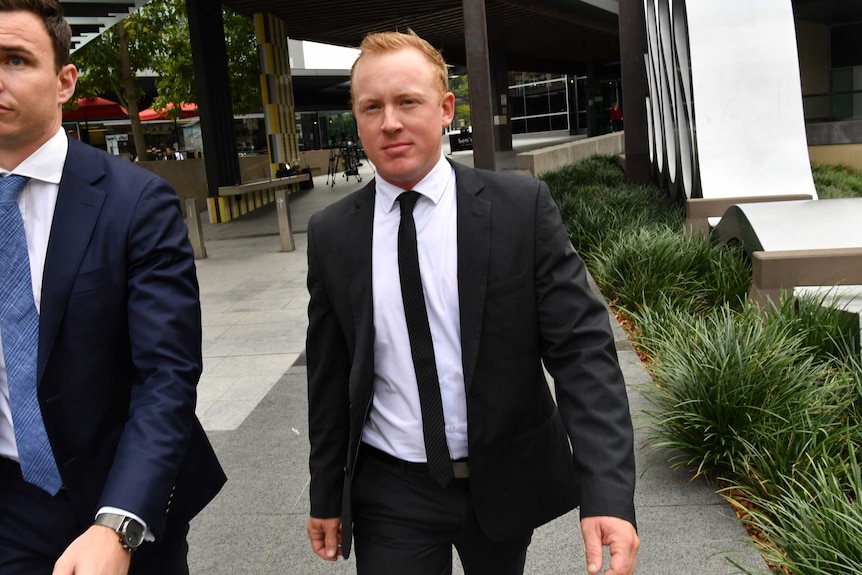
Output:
[306, 30, 638, 575]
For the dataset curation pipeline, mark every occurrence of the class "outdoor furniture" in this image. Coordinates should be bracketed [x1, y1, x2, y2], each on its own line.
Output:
[216, 174, 310, 252]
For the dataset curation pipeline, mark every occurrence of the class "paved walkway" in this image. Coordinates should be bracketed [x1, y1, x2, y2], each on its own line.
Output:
[185, 134, 768, 574]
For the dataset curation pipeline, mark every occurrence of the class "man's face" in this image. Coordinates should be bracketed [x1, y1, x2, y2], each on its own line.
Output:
[0, 10, 77, 169]
[352, 47, 454, 190]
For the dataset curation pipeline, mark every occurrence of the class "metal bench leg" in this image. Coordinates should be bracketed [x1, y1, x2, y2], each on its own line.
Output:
[275, 189, 295, 252]
[185, 198, 207, 260]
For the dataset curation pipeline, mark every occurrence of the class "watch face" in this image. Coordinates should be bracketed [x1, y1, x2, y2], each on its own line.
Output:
[121, 518, 145, 549]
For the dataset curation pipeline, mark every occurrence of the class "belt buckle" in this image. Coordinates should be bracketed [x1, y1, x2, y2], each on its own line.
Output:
[452, 461, 469, 479]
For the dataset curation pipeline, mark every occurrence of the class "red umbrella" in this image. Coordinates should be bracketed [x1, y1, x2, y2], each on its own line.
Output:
[63, 97, 128, 121]
[139, 102, 198, 121]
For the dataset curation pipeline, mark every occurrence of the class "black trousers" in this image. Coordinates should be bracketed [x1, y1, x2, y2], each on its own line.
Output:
[0, 458, 189, 575]
[353, 447, 532, 575]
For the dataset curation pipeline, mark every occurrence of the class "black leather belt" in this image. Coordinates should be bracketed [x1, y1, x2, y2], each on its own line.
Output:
[362, 445, 469, 479]
[0, 457, 23, 482]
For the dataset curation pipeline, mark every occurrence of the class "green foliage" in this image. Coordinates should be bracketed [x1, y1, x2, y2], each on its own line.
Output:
[151, 2, 261, 116]
[590, 227, 750, 316]
[811, 162, 862, 199]
[730, 446, 862, 575]
[449, 74, 469, 100]
[544, 154, 862, 574]
[455, 104, 471, 128]
[71, 10, 158, 109]
[72, 0, 261, 118]
[765, 291, 861, 362]
[541, 154, 626, 188]
[544, 155, 682, 257]
[634, 303, 831, 480]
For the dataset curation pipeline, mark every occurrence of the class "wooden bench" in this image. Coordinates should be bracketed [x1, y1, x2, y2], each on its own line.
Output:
[217, 174, 311, 252]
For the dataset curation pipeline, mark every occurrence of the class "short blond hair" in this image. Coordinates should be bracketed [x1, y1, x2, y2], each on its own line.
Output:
[350, 30, 449, 99]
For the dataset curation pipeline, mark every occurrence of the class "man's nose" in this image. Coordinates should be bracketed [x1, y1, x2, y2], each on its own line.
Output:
[381, 107, 402, 131]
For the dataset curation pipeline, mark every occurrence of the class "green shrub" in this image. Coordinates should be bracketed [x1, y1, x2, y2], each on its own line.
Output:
[544, 158, 682, 258]
[589, 226, 750, 317]
[634, 303, 832, 480]
[811, 162, 862, 199]
[541, 154, 626, 188]
[765, 291, 861, 362]
[730, 448, 862, 575]
[545, 154, 862, 573]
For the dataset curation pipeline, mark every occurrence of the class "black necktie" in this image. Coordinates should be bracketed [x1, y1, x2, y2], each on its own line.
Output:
[397, 191, 453, 487]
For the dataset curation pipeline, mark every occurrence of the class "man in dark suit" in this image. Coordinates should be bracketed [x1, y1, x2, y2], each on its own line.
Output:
[0, 2, 225, 573]
[306, 30, 638, 575]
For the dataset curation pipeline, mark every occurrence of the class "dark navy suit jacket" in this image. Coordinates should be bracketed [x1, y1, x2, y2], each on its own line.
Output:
[306, 161, 635, 558]
[36, 137, 224, 539]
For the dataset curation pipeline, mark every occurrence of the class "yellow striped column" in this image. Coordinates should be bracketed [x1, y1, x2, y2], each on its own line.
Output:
[255, 13, 301, 179]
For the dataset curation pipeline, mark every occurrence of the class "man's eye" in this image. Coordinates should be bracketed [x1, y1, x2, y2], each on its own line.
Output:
[9, 56, 24, 66]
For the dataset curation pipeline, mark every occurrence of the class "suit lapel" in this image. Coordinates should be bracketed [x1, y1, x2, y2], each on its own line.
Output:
[38, 139, 107, 383]
[452, 162, 490, 392]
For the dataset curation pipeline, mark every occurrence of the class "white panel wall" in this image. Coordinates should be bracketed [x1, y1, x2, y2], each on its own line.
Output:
[643, 0, 817, 200]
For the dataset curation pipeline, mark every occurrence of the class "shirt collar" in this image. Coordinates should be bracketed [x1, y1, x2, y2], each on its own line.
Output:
[0, 127, 68, 184]
[376, 153, 452, 214]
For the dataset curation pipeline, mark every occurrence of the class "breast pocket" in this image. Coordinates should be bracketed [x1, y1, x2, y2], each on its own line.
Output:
[70, 261, 125, 296]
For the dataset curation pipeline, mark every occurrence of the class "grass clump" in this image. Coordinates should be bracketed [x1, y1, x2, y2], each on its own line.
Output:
[545, 155, 682, 258]
[633, 303, 831, 480]
[729, 448, 862, 575]
[590, 226, 750, 317]
[541, 154, 862, 574]
[811, 162, 862, 199]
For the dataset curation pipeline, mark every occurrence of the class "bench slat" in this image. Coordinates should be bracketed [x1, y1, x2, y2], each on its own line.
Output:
[218, 174, 310, 196]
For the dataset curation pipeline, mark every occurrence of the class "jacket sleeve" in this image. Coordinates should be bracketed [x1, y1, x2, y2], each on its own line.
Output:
[533, 182, 637, 528]
[305, 214, 351, 519]
[97, 175, 202, 536]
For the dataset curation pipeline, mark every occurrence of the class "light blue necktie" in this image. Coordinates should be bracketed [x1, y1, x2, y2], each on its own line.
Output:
[0, 175, 62, 494]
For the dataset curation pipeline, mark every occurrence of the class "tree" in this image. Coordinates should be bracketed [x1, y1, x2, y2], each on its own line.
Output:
[71, 6, 161, 158]
[450, 75, 471, 129]
[148, 0, 261, 117]
[71, 0, 261, 154]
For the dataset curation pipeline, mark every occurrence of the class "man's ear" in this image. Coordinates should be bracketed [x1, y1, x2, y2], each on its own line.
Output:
[441, 91, 455, 127]
[57, 64, 78, 106]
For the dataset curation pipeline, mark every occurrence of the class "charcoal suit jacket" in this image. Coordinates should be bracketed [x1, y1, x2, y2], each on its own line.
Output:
[306, 160, 635, 558]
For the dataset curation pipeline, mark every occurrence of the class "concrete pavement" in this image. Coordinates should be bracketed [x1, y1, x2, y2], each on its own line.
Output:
[185, 134, 769, 574]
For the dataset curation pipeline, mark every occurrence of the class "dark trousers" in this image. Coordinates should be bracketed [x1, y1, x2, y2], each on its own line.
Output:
[0, 458, 189, 575]
[353, 447, 532, 575]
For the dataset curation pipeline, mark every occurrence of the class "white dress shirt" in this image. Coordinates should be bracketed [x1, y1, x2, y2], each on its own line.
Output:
[362, 153, 469, 462]
[0, 128, 150, 535]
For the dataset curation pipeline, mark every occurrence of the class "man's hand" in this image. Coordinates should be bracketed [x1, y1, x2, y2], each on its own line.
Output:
[580, 516, 639, 575]
[53, 525, 132, 575]
[308, 516, 342, 561]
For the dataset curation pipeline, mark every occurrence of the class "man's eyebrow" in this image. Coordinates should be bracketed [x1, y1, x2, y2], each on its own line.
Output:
[0, 43, 35, 56]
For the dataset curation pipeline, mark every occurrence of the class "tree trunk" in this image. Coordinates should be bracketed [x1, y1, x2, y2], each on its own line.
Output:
[117, 23, 147, 159]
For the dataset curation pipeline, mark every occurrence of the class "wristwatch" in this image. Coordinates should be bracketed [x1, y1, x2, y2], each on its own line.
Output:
[94, 513, 145, 551]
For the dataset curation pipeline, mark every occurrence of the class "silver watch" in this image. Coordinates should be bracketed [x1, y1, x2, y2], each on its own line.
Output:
[94, 513, 145, 551]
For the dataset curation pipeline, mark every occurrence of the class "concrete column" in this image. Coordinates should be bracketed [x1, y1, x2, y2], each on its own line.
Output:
[462, 0, 496, 171]
[186, 0, 240, 214]
[255, 13, 301, 178]
[619, 0, 652, 184]
[490, 45, 512, 152]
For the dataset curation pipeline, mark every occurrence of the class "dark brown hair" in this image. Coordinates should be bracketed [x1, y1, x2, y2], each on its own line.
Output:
[0, 0, 72, 70]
